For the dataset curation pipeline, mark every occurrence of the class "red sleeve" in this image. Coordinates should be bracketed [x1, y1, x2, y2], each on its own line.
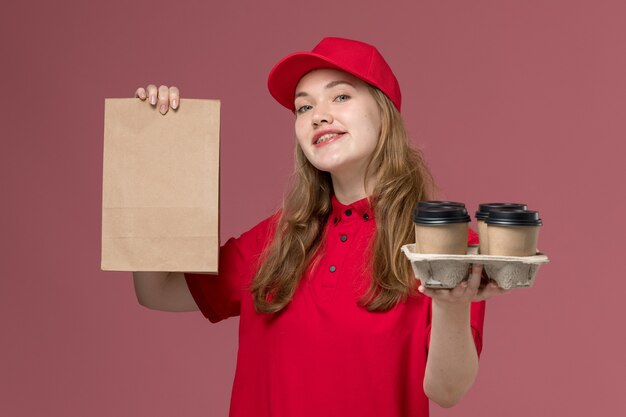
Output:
[470, 300, 486, 356]
[468, 228, 479, 245]
[184, 214, 278, 323]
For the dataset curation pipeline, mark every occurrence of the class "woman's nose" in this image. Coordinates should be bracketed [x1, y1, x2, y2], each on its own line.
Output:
[312, 106, 333, 126]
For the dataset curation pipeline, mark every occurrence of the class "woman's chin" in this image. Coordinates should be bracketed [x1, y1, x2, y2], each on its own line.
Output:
[310, 159, 346, 174]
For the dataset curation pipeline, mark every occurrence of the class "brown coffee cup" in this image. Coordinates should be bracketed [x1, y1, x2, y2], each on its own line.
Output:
[486, 209, 542, 256]
[475, 203, 528, 254]
[413, 206, 470, 254]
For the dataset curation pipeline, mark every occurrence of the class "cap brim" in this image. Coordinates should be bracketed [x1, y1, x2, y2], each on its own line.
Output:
[267, 52, 351, 111]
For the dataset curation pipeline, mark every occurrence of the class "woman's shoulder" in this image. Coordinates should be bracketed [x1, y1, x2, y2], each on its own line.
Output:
[229, 210, 281, 251]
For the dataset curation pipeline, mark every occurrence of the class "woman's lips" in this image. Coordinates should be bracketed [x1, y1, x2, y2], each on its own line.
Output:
[313, 132, 345, 147]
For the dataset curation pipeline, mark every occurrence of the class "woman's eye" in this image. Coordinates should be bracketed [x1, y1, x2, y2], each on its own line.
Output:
[296, 105, 312, 114]
[335, 94, 350, 102]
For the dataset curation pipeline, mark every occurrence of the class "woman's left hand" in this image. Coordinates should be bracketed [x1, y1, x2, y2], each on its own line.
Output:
[417, 264, 511, 303]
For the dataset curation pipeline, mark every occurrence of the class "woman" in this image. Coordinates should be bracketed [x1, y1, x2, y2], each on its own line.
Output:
[133, 37, 508, 417]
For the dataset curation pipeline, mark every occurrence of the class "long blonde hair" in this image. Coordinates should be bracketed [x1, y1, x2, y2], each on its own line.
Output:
[251, 85, 435, 313]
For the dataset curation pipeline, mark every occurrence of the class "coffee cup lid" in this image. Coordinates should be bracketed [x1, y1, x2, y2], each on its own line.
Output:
[413, 206, 471, 225]
[417, 200, 465, 209]
[475, 203, 528, 220]
[485, 209, 542, 226]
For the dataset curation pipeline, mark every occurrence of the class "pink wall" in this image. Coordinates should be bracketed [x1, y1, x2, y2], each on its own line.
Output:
[2, 0, 625, 415]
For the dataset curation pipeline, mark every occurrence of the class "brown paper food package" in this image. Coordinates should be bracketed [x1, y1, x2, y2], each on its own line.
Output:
[101, 98, 220, 272]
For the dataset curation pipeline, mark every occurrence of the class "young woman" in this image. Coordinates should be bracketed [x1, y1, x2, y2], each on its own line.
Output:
[132, 37, 509, 417]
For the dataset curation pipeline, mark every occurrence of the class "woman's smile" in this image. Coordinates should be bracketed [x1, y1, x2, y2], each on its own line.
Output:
[313, 130, 346, 146]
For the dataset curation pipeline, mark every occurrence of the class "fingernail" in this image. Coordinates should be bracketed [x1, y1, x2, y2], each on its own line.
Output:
[150, 95, 156, 105]
[160, 105, 167, 114]
[172, 99, 178, 109]
[461, 282, 468, 288]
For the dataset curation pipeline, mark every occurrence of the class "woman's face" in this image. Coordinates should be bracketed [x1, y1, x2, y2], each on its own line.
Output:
[293, 69, 381, 178]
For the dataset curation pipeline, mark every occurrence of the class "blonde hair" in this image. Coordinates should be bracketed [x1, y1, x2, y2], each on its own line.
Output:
[251, 85, 435, 313]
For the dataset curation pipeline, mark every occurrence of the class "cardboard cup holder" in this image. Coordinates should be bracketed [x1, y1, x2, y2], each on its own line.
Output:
[401, 244, 549, 290]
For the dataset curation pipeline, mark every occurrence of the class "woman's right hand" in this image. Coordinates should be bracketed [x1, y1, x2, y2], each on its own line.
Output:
[135, 84, 180, 115]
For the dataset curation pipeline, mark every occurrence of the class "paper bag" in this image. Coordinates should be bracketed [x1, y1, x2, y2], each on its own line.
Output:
[101, 98, 220, 272]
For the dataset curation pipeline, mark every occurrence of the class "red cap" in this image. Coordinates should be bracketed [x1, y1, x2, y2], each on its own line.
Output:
[267, 37, 402, 112]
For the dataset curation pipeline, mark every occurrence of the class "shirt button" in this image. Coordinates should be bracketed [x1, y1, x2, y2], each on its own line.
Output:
[340, 234, 348, 242]
[363, 213, 369, 220]
[329, 265, 337, 272]
[345, 209, 352, 216]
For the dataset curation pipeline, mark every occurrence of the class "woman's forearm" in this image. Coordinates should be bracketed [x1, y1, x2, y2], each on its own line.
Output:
[423, 299, 479, 408]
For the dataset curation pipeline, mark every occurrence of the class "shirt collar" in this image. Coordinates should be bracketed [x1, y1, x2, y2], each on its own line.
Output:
[330, 195, 375, 224]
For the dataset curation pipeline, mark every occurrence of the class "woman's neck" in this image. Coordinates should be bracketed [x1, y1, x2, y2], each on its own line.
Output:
[330, 171, 378, 205]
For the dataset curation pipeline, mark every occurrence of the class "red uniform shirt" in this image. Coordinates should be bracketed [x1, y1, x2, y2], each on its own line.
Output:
[185, 196, 485, 417]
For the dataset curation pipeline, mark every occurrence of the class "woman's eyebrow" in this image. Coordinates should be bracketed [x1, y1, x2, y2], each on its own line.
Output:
[325, 80, 355, 89]
[295, 80, 356, 98]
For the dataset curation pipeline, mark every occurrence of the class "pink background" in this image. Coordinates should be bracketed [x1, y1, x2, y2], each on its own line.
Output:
[2, 0, 625, 416]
